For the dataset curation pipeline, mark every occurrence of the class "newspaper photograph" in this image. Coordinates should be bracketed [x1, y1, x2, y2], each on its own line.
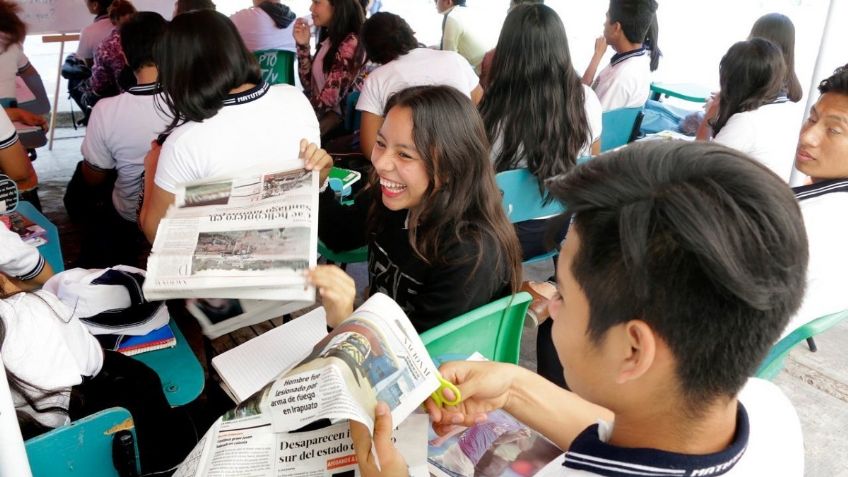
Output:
[174, 294, 438, 476]
[143, 166, 318, 301]
[186, 298, 307, 340]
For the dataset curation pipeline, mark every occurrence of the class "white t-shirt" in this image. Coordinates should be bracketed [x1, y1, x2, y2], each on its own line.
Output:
[592, 48, 652, 111]
[0, 42, 29, 100]
[154, 82, 320, 193]
[441, 6, 490, 72]
[82, 83, 172, 222]
[0, 107, 18, 149]
[713, 101, 800, 183]
[536, 378, 804, 476]
[1, 291, 104, 428]
[76, 16, 114, 61]
[356, 48, 479, 116]
[0, 221, 44, 280]
[230, 6, 297, 53]
[782, 182, 848, 338]
[490, 84, 603, 164]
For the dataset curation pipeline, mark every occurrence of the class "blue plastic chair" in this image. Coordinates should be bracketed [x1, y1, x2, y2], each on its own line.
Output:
[344, 91, 362, 131]
[133, 319, 205, 407]
[601, 107, 643, 152]
[253, 49, 295, 86]
[495, 169, 566, 264]
[756, 309, 848, 380]
[25, 407, 141, 477]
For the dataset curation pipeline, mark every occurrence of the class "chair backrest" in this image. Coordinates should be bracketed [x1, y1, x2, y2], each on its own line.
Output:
[133, 318, 205, 407]
[420, 292, 532, 365]
[601, 107, 643, 152]
[756, 309, 848, 380]
[253, 49, 295, 86]
[495, 169, 565, 224]
[25, 407, 140, 477]
[344, 91, 362, 131]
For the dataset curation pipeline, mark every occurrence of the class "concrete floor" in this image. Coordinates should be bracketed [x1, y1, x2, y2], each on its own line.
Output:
[29, 129, 848, 476]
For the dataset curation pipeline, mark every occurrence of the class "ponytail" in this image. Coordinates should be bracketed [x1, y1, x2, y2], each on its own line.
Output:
[645, 13, 660, 71]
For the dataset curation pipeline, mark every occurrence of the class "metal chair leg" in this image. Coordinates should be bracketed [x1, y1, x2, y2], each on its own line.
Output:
[806, 337, 818, 352]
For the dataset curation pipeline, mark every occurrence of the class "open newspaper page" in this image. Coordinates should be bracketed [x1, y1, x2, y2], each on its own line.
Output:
[143, 166, 318, 302]
[175, 293, 439, 476]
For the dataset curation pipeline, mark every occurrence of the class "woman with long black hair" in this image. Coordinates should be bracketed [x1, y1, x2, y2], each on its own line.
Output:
[293, 0, 365, 137]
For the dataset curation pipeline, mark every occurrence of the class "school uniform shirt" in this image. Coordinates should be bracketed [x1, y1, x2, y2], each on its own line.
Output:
[490, 84, 603, 164]
[535, 378, 804, 476]
[76, 15, 114, 61]
[0, 220, 45, 281]
[355, 48, 479, 117]
[592, 47, 652, 111]
[318, 189, 512, 332]
[0, 42, 29, 101]
[782, 179, 848, 338]
[1, 291, 104, 428]
[230, 5, 297, 53]
[440, 6, 489, 73]
[712, 100, 799, 183]
[0, 109, 37, 192]
[82, 83, 171, 222]
[154, 82, 320, 194]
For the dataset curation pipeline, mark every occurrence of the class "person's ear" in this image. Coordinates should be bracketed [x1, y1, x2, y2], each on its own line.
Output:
[615, 319, 656, 384]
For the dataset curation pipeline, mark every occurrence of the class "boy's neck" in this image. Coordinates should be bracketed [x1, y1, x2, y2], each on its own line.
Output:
[611, 39, 643, 55]
[609, 396, 739, 455]
[134, 65, 158, 85]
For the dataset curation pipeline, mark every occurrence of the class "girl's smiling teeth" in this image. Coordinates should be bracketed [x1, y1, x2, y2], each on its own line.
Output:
[380, 178, 407, 193]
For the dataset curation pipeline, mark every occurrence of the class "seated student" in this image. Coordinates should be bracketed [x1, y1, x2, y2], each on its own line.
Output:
[79, 12, 169, 268]
[356, 12, 482, 158]
[230, 0, 297, 53]
[0, 278, 196, 473]
[788, 64, 848, 335]
[701, 39, 797, 183]
[313, 85, 522, 332]
[78, 0, 137, 103]
[350, 140, 808, 476]
[0, 222, 53, 290]
[478, 0, 544, 90]
[173, 0, 216, 16]
[434, 0, 488, 73]
[68, 0, 116, 122]
[0, 109, 40, 209]
[480, 3, 601, 387]
[582, 0, 660, 111]
[139, 10, 323, 243]
[293, 0, 365, 137]
[749, 13, 803, 104]
[0, 2, 49, 134]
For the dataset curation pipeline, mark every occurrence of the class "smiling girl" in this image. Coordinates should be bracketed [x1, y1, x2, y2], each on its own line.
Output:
[313, 85, 522, 332]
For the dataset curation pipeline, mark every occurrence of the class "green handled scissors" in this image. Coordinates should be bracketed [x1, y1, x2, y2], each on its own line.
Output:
[430, 373, 462, 408]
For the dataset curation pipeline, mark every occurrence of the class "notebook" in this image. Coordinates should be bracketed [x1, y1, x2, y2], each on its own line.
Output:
[98, 324, 177, 357]
[211, 307, 327, 403]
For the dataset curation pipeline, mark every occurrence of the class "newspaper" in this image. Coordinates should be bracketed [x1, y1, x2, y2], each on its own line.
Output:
[186, 298, 301, 340]
[176, 293, 441, 476]
[143, 166, 318, 302]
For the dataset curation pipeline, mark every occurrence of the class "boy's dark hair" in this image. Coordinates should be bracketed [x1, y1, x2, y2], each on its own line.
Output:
[94, 0, 116, 16]
[608, 0, 660, 71]
[120, 12, 167, 72]
[453, 0, 467, 6]
[549, 141, 808, 409]
[819, 63, 848, 95]
[174, 0, 216, 16]
[361, 12, 418, 65]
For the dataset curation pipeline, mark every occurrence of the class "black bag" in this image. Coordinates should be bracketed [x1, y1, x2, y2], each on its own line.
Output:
[61, 54, 91, 81]
[63, 161, 116, 223]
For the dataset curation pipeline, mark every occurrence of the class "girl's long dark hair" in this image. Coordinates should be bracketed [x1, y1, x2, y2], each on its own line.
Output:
[0, 0, 27, 49]
[318, 0, 365, 73]
[367, 86, 522, 294]
[0, 288, 70, 439]
[713, 38, 786, 135]
[749, 13, 803, 103]
[154, 10, 261, 133]
[480, 4, 591, 193]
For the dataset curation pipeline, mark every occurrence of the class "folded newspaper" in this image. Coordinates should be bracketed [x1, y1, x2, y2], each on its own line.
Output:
[143, 166, 318, 302]
[175, 293, 441, 476]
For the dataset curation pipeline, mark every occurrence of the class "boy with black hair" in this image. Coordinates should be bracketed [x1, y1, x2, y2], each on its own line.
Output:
[582, 0, 660, 110]
[789, 63, 848, 335]
[78, 12, 171, 267]
[349, 141, 807, 476]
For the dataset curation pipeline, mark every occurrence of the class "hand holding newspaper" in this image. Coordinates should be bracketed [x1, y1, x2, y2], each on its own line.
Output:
[176, 293, 441, 477]
[143, 165, 318, 302]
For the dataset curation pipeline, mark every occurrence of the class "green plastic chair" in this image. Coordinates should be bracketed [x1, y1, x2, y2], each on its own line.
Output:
[318, 240, 368, 265]
[25, 407, 140, 477]
[756, 309, 848, 380]
[495, 169, 566, 264]
[601, 107, 643, 152]
[254, 49, 295, 86]
[420, 292, 533, 365]
[133, 319, 204, 407]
